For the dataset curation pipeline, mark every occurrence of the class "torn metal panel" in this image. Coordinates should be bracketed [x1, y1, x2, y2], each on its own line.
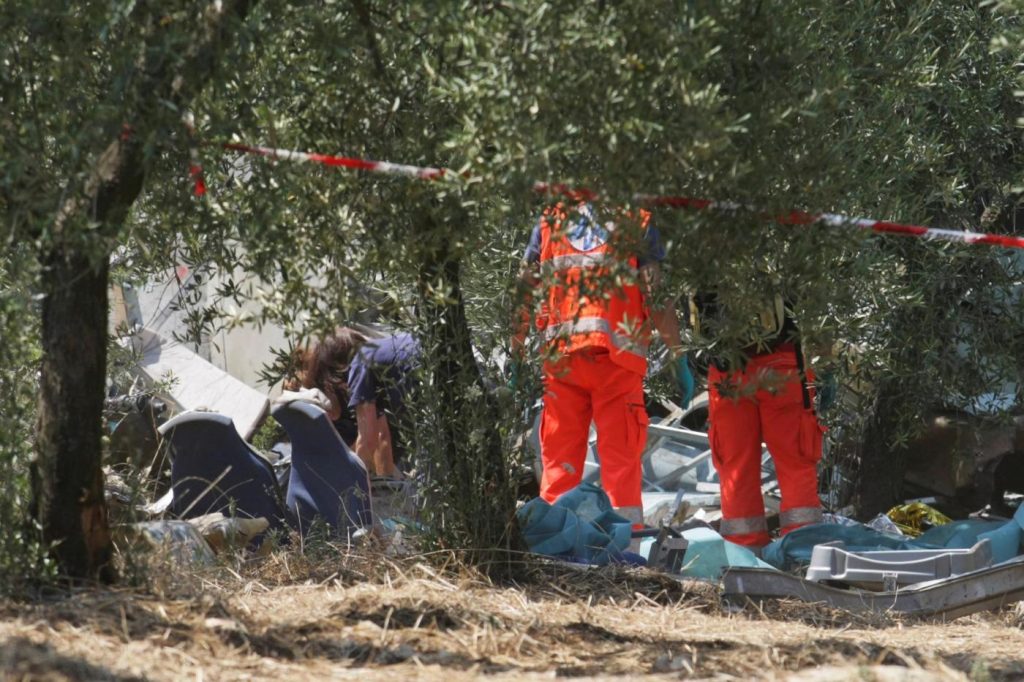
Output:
[643, 491, 721, 528]
[647, 526, 689, 574]
[647, 423, 712, 448]
[117, 267, 200, 342]
[134, 328, 269, 439]
[722, 556, 1024, 619]
[643, 441, 716, 492]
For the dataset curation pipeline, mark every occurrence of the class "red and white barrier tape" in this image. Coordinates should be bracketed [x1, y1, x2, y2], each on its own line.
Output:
[632, 193, 1024, 250]
[211, 141, 1024, 251]
[183, 113, 207, 197]
[222, 142, 453, 180]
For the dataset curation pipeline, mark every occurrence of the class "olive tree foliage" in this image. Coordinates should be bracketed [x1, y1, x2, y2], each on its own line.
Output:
[0, 0, 1017, 587]
[1, 0, 259, 583]
[804, 3, 1024, 514]
[120, 0, 1023, 555]
[0, 251, 55, 591]
[127, 0, 788, 557]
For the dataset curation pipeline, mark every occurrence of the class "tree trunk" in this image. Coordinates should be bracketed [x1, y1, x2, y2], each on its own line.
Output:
[26, 0, 258, 583]
[415, 209, 513, 562]
[33, 251, 115, 583]
[29, 129, 144, 583]
[851, 379, 907, 518]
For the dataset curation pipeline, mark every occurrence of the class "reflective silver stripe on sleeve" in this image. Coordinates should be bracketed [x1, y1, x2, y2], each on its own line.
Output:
[541, 253, 635, 276]
[779, 506, 823, 528]
[541, 316, 647, 358]
[719, 515, 768, 537]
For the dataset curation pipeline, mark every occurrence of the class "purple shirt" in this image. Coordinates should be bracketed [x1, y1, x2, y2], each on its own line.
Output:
[346, 333, 420, 413]
[346, 332, 420, 464]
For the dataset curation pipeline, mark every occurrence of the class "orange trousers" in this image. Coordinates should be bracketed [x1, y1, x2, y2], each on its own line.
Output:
[539, 348, 648, 520]
[708, 345, 824, 547]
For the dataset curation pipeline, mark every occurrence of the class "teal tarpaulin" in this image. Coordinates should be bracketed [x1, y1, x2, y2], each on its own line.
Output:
[764, 504, 1024, 571]
[519, 484, 1024, 575]
[517, 483, 633, 565]
[669, 527, 773, 579]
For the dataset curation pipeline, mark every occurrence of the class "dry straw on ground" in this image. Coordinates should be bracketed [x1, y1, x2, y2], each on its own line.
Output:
[1, 542, 1023, 680]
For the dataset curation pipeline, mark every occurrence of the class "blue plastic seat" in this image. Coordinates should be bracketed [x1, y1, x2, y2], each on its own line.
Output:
[271, 401, 373, 537]
[157, 411, 285, 535]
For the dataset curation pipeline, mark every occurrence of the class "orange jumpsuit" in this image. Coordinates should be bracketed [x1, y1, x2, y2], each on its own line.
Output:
[708, 344, 824, 547]
[534, 204, 652, 525]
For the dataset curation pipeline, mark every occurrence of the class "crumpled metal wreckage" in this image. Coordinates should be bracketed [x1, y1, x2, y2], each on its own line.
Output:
[524, 393, 1024, 617]
[725, 503, 1024, 618]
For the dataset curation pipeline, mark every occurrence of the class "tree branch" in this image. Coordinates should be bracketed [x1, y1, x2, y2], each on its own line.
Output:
[52, 0, 257, 241]
[351, 0, 390, 83]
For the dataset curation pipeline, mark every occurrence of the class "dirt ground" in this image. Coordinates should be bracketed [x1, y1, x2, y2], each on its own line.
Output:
[2, 550, 1023, 681]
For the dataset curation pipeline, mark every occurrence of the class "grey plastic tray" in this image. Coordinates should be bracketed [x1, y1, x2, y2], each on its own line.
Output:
[805, 539, 993, 588]
[722, 554, 1024, 619]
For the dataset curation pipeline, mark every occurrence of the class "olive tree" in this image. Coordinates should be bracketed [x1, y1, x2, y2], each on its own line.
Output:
[132, 0, 1023, 550]
[1, 0, 259, 582]
[5, 0, 1022, 584]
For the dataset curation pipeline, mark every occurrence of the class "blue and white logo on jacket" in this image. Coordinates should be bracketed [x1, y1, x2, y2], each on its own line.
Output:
[567, 204, 610, 252]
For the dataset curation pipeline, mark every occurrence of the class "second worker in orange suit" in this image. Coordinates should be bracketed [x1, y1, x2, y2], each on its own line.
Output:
[689, 291, 826, 549]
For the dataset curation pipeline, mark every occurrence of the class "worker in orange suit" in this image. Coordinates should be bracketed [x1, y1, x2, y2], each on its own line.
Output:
[512, 202, 692, 530]
[689, 291, 826, 549]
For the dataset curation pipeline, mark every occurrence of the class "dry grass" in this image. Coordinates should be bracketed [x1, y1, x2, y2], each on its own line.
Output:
[1, 544, 1023, 681]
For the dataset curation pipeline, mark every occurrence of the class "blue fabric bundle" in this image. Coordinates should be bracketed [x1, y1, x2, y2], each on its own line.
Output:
[517, 483, 634, 565]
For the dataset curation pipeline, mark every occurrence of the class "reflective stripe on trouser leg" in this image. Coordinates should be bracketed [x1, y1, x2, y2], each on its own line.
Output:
[755, 348, 824, 536]
[719, 515, 768, 538]
[539, 367, 593, 503]
[708, 365, 770, 548]
[779, 506, 823, 530]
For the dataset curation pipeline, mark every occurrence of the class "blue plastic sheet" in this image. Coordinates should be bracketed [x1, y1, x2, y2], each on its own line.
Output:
[978, 503, 1024, 564]
[521, 487, 1024, 575]
[517, 483, 634, 566]
[914, 520, 1005, 549]
[764, 505, 1024, 571]
[675, 527, 773, 579]
[764, 524, 907, 571]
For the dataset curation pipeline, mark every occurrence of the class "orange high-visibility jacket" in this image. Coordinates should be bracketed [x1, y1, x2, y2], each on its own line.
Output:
[537, 203, 651, 376]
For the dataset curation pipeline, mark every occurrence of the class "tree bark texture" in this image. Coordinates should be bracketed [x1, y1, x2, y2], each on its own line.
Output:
[32, 131, 145, 582]
[34, 253, 116, 583]
[415, 211, 512, 558]
[29, 0, 257, 582]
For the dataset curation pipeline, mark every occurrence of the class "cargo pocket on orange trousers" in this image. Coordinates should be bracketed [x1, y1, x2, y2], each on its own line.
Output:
[626, 399, 650, 459]
[798, 409, 826, 464]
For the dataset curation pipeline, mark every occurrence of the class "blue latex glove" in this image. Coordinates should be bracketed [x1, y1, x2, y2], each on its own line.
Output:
[816, 372, 837, 413]
[672, 355, 695, 409]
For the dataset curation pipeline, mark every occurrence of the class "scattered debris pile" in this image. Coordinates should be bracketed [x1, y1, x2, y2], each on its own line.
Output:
[521, 394, 1024, 619]
[102, 364, 1024, 621]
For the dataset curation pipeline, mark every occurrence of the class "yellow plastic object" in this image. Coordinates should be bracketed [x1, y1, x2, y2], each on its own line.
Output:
[886, 502, 952, 537]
